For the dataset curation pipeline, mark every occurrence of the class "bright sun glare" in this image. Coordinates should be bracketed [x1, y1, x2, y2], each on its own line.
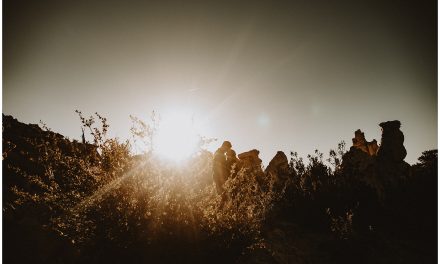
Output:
[154, 112, 200, 162]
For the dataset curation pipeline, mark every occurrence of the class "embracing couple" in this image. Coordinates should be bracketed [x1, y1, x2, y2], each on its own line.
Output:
[212, 141, 240, 195]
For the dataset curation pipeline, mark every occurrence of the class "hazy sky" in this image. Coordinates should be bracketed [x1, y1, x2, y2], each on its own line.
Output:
[4, 0, 437, 164]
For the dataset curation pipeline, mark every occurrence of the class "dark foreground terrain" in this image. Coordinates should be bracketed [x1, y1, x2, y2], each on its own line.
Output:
[3, 114, 437, 263]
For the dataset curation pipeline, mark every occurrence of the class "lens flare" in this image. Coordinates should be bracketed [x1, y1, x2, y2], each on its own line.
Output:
[154, 112, 199, 161]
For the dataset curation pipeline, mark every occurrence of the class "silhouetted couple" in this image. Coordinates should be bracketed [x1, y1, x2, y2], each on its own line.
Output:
[212, 141, 239, 195]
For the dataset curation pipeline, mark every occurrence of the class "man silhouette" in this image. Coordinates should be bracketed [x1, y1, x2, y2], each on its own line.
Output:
[212, 141, 232, 194]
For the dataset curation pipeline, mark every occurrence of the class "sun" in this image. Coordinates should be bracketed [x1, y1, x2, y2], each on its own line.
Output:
[154, 112, 200, 161]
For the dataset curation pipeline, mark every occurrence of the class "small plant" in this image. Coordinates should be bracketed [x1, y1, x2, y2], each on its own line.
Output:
[75, 110, 131, 176]
[129, 110, 160, 154]
[326, 208, 354, 240]
[327, 141, 346, 173]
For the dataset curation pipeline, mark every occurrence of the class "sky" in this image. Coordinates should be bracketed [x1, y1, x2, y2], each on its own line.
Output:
[3, 0, 437, 165]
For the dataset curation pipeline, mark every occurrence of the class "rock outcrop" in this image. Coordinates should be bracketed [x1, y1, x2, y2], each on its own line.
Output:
[265, 151, 289, 176]
[342, 120, 410, 199]
[376, 120, 410, 184]
[265, 151, 290, 191]
[377, 120, 407, 162]
[238, 149, 263, 173]
[351, 129, 379, 156]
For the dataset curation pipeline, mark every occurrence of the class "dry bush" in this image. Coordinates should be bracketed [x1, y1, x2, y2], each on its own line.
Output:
[4, 112, 437, 263]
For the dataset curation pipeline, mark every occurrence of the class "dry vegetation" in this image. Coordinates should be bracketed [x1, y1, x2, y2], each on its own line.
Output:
[3, 113, 437, 264]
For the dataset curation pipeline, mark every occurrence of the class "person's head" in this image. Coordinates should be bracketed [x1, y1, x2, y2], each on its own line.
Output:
[220, 141, 232, 152]
[226, 149, 236, 158]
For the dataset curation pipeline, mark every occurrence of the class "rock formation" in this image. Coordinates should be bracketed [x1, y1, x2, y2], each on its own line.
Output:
[343, 120, 410, 199]
[351, 129, 379, 156]
[238, 149, 263, 172]
[265, 151, 290, 191]
[377, 120, 407, 162]
[342, 145, 379, 193]
[236, 149, 266, 190]
[376, 120, 410, 184]
[265, 151, 289, 177]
